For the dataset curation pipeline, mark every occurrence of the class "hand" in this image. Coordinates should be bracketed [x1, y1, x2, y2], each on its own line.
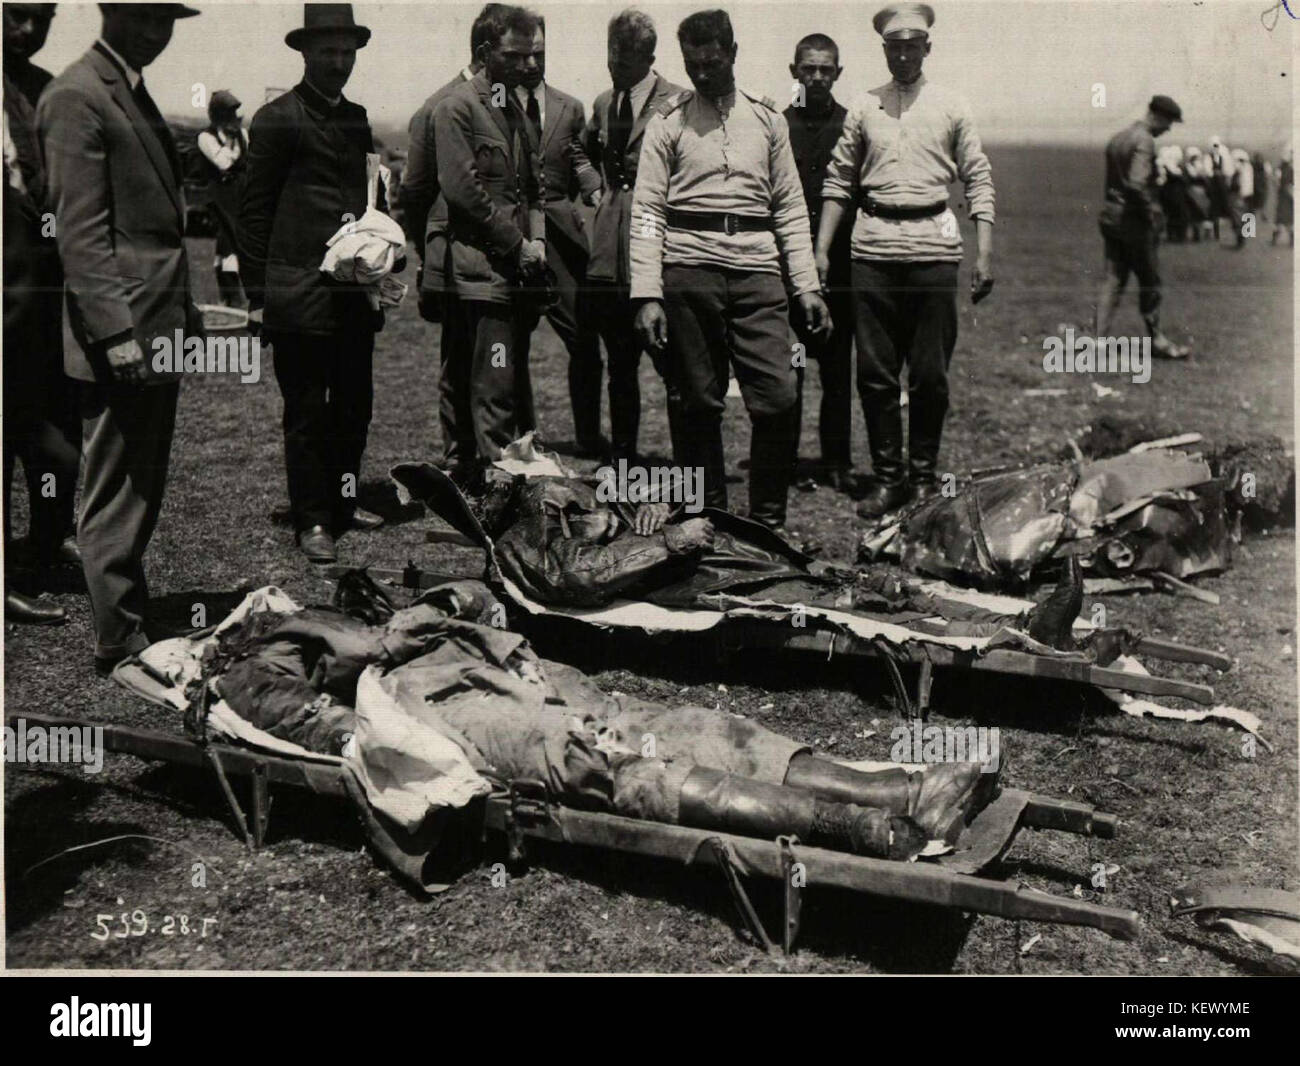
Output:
[970, 258, 995, 304]
[797, 292, 832, 339]
[634, 301, 668, 351]
[105, 337, 147, 384]
[633, 502, 672, 536]
[664, 517, 715, 554]
[814, 250, 831, 292]
[246, 306, 264, 339]
[585, 188, 604, 211]
[517, 238, 545, 274]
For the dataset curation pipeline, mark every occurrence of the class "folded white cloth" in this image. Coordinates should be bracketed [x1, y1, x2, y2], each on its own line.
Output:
[321, 205, 405, 285]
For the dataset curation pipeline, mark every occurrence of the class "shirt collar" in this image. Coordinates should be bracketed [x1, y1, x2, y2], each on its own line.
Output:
[515, 83, 543, 101]
[96, 39, 141, 90]
[299, 77, 343, 110]
[704, 88, 737, 112]
[460, 65, 475, 82]
[624, 69, 656, 102]
[891, 73, 926, 94]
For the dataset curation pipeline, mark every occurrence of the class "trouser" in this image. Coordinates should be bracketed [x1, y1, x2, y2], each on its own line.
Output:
[77, 380, 179, 660]
[587, 278, 681, 462]
[1097, 226, 1162, 338]
[458, 298, 539, 461]
[661, 265, 798, 528]
[790, 276, 854, 472]
[436, 290, 475, 466]
[851, 259, 958, 487]
[3, 370, 80, 556]
[270, 327, 375, 534]
[543, 230, 604, 451]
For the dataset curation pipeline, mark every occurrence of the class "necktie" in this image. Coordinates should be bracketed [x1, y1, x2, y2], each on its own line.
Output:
[133, 78, 181, 182]
[526, 89, 541, 130]
[609, 89, 634, 157]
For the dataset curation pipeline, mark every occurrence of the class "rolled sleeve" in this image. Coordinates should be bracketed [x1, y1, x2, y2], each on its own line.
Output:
[821, 105, 862, 203]
[628, 112, 672, 301]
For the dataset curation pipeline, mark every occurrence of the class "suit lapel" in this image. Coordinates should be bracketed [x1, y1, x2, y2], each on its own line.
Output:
[628, 75, 671, 150]
[91, 49, 183, 221]
[541, 85, 563, 154]
[473, 74, 512, 144]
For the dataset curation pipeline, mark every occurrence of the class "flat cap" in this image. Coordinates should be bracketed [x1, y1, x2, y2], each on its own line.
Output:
[1149, 94, 1183, 123]
[873, 3, 934, 39]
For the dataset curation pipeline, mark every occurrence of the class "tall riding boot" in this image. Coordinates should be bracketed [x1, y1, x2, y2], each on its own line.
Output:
[677, 767, 927, 859]
[856, 393, 911, 518]
[784, 754, 1001, 845]
[747, 409, 797, 530]
[908, 384, 947, 501]
[679, 412, 728, 511]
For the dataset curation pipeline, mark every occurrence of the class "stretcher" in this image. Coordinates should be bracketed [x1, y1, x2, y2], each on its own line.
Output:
[8, 705, 1140, 957]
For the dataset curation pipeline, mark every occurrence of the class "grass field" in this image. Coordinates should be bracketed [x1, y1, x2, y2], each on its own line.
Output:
[3, 145, 1296, 973]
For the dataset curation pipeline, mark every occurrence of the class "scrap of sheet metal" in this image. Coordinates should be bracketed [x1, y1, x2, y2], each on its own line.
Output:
[1171, 884, 1300, 971]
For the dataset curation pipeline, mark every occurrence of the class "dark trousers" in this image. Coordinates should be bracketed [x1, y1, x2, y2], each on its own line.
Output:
[1097, 226, 1161, 337]
[851, 259, 958, 486]
[791, 278, 854, 472]
[78, 380, 179, 659]
[662, 264, 797, 527]
[3, 368, 80, 556]
[436, 290, 475, 466]
[544, 230, 604, 450]
[587, 279, 663, 461]
[457, 298, 538, 461]
[270, 328, 374, 534]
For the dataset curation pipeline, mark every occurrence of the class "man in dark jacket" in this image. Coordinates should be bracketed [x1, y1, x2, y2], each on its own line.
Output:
[583, 8, 684, 464]
[785, 32, 855, 493]
[37, 2, 202, 670]
[426, 5, 548, 462]
[3, 1, 80, 624]
[241, 4, 388, 564]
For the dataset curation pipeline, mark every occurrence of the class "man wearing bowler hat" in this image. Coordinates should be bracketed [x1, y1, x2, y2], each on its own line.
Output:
[241, 3, 390, 564]
[1095, 95, 1189, 360]
[36, 2, 203, 670]
[816, 3, 995, 519]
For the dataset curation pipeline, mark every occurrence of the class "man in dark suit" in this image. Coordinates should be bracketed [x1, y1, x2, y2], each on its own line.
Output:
[427, 4, 547, 461]
[241, 4, 388, 565]
[3, 1, 80, 625]
[584, 8, 684, 464]
[36, 2, 201, 669]
[785, 32, 855, 493]
[516, 14, 604, 457]
[400, 3, 501, 472]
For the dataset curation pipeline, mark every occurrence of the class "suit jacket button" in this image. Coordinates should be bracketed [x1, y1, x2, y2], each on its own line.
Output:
[622, 183, 630, 190]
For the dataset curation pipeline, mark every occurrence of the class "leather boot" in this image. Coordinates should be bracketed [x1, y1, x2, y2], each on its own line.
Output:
[678, 767, 926, 859]
[679, 414, 728, 511]
[747, 410, 797, 530]
[908, 384, 947, 501]
[784, 755, 919, 811]
[912, 762, 1003, 844]
[856, 394, 911, 518]
[5, 589, 66, 625]
[1026, 554, 1084, 650]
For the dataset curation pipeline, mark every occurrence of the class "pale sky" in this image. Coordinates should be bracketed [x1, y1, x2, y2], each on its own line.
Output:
[23, 0, 1297, 148]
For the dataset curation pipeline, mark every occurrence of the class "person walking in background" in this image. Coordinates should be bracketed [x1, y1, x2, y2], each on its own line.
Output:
[785, 31, 856, 495]
[3, 0, 80, 625]
[1229, 147, 1253, 249]
[631, 8, 831, 538]
[240, 3, 388, 565]
[197, 89, 249, 306]
[1274, 146, 1293, 247]
[1183, 145, 1212, 242]
[1157, 144, 1190, 243]
[400, 3, 501, 473]
[36, 2, 203, 669]
[584, 7, 684, 465]
[816, 3, 995, 519]
[1094, 95, 1188, 360]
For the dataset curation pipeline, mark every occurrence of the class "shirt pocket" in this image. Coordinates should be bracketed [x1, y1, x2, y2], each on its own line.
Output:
[472, 134, 511, 181]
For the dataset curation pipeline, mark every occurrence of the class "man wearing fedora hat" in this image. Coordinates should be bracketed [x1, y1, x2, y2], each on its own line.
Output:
[1096, 94, 1189, 360]
[36, 2, 203, 671]
[816, 3, 995, 520]
[241, 3, 390, 564]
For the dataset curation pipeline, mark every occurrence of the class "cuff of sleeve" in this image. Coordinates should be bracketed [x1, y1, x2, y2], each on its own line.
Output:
[629, 283, 663, 301]
[970, 210, 995, 224]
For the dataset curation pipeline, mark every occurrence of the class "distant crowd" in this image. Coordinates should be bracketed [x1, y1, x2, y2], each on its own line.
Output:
[1156, 140, 1294, 247]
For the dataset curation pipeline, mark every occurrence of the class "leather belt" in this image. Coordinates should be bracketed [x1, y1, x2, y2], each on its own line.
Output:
[858, 195, 948, 220]
[665, 208, 775, 235]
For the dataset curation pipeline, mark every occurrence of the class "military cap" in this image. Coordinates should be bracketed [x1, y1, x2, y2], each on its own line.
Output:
[873, 3, 935, 39]
[1149, 95, 1183, 123]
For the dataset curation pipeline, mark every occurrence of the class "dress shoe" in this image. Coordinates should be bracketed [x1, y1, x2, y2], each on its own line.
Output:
[5, 589, 66, 625]
[94, 652, 126, 677]
[912, 761, 1002, 844]
[346, 508, 385, 532]
[793, 473, 820, 493]
[52, 536, 83, 567]
[822, 467, 857, 494]
[1151, 333, 1190, 360]
[855, 480, 914, 519]
[297, 525, 337, 564]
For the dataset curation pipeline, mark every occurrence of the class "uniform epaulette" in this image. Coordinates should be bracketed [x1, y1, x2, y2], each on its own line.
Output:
[659, 90, 693, 116]
[741, 89, 779, 112]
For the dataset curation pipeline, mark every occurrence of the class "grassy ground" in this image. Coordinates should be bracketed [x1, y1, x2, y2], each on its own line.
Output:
[3, 146, 1295, 973]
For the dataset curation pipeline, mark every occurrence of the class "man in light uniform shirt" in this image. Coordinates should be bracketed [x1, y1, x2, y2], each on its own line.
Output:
[816, 2, 994, 519]
[631, 8, 829, 536]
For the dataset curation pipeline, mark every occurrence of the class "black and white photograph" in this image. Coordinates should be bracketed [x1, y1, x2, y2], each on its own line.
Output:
[1, 0, 1295, 995]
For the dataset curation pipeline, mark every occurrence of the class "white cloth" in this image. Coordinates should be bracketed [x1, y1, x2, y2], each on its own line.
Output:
[197, 127, 244, 172]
